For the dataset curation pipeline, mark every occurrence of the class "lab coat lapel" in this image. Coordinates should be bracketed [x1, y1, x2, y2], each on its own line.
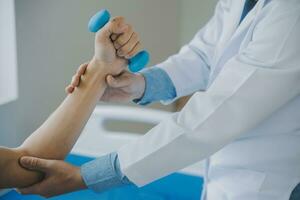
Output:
[222, 0, 267, 52]
[209, 0, 266, 85]
[221, 1, 245, 45]
[233, 0, 266, 39]
[210, 0, 244, 75]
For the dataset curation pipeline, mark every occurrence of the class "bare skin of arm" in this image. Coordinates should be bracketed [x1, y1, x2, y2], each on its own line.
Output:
[0, 16, 141, 189]
[0, 59, 114, 189]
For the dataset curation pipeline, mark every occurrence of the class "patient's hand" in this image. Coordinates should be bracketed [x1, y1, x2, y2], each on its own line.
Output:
[0, 147, 43, 189]
[93, 17, 141, 74]
[66, 17, 141, 93]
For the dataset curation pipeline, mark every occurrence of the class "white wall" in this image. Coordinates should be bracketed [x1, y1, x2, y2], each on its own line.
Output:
[0, 0, 180, 147]
[180, 0, 218, 45]
[0, 0, 18, 105]
[0, 0, 218, 147]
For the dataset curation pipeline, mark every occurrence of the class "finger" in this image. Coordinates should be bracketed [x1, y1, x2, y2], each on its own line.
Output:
[110, 16, 127, 34]
[19, 183, 42, 195]
[19, 181, 50, 197]
[76, 63, 88, 76]
[73, 63, 88, 89]
[102, 16, 127, 37]
[106, 74, 130, 88]
[110, 33, 118, 41]
[106, 75, 117, 87]
[65, 85, 74, 94]
[20, 156, 51, 171]
[117, 32, 139, 57]
[113, 25, 133, 49]
[66, 63, 88, 94]
[125, 42, 142, 59]
[71, 75, 80, 88]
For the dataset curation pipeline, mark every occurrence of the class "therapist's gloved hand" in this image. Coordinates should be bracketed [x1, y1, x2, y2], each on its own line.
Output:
[66, 68, 146, 102]
[17, 156, 86, 198]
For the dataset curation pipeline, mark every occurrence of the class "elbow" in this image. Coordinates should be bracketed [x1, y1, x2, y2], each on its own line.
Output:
[0, 147, 43, 189]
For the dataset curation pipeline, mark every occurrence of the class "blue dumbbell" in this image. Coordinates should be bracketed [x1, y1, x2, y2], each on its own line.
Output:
[88, 9, 149, 73]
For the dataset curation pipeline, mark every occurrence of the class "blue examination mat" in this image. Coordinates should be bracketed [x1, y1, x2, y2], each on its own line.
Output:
[1, 154, 203, 200]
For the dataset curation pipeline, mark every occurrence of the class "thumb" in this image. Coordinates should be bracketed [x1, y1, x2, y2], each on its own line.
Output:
[20, 156, 50, 171]
[106, 74, 130, 88]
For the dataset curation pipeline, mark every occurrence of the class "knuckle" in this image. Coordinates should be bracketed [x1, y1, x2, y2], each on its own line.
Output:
[79, 63, 86, 68]
[110, 34, 117, 41]
[113, 41, 121, 49]
[113, 16, 125, 22]
[76, 68, 81, 74]
[125, 24, 132, 32]
[116, 37, 126, 46]
[112, 16, 125, 27]
[30, 158, 38, 168]
[136, 42, 142, 50]
[127, 50, 136, 58]
[117, 49, 123, 56]
[119, 46, 129, 55]
[78, 65, 86, 73]
[131, 32, 139, 40]
[127, 43, 141, 58]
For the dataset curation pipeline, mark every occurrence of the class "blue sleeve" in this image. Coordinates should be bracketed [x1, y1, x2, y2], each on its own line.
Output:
[80, 152, 132, 192]
[134, 67, 177, 105]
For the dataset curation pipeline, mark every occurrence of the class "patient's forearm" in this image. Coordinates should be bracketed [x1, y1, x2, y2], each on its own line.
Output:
[0, 147, 42, 188]
[0, 60, 111, 189]
[20, 60, 108, 159]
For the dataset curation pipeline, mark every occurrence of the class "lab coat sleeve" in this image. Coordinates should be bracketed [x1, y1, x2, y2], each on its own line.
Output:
[117, 8, 300, 186]
[156, 0, 229, 101]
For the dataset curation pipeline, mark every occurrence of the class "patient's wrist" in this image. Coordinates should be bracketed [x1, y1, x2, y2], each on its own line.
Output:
[89, 57, 111, 74]
[81, 58, 111, 89]
[90, 55, 126, 76]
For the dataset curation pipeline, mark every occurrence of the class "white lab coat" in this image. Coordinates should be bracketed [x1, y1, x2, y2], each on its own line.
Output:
[118, 0, 300, 199]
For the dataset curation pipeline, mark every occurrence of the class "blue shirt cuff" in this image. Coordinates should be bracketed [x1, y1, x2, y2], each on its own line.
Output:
[80, 152, 132, 193]
[134, 67, 177, 105]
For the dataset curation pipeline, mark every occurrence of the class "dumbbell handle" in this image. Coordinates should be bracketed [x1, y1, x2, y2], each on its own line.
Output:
[88, 9, 149, 73]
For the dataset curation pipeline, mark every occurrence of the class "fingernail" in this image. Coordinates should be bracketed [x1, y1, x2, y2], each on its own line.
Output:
[20, 157, 29, 165]
[68, 86, 74, 92]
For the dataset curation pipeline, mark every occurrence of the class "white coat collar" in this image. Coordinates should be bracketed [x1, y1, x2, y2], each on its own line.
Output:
[209, 0, 267, 85]
[233, 0, 266, 39]
[213, 0, 266, 61]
